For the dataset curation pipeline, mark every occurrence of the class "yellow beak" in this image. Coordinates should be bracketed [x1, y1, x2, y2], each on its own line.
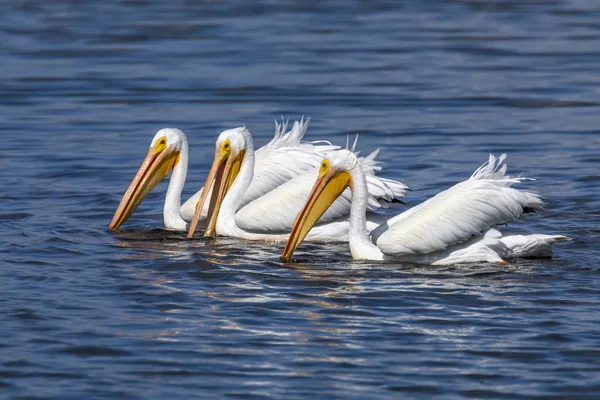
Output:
[281, 168, 352, 262]
[187, 149, 244, 238]
[109, 145, 180, 230]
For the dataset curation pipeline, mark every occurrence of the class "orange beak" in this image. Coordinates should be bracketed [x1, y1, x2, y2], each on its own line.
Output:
[109, 144, 180, 230]
[187, 149, 244, 238]
[281, 167, 352, 262]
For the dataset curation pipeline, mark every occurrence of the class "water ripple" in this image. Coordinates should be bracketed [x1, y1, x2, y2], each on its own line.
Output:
[1, 0, 599, 398]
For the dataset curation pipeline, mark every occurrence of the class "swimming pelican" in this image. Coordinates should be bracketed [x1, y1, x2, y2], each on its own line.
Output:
[109, 119, 338, 231]
[109, 128, 192, 231]
[282, 152, 570, 264]
[187, 127, 409, 241]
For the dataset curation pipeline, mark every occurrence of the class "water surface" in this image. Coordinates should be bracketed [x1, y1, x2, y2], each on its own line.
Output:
[1, 1, 599, 398]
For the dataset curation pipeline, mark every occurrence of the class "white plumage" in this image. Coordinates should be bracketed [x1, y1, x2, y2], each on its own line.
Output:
[372, 154, 542, 256]
[187, 121, 409, 241]
[235, 149, 407, 233]
[282, 152, 570, 265]
[180, 119, 336, 224]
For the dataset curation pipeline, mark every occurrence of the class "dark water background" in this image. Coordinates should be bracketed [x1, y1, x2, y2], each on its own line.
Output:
[2, 1, 600, 398]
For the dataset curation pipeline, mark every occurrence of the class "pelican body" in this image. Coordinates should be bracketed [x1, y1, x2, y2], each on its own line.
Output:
[187, 124, 409, 242]
[282, 153, 570, 265]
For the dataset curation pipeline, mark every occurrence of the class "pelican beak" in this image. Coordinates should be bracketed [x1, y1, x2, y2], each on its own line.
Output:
[109, 142, 180, 230]
[187, 147, 244, 238]
[281, 166, 352, 262]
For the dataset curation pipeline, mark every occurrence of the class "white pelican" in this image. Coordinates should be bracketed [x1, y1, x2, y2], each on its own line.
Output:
[109, 119, 339, 231]
[282, 152, 570, 264]
[187, 127, 409, 241]
[109, 128, 192, 231]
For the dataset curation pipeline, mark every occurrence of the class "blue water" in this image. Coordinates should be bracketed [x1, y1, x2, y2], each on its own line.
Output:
[2, 1, 600, 398]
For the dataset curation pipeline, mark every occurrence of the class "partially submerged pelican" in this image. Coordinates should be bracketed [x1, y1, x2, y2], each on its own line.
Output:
[187, 127, 409, 242]
[282, 152, 570, 264]
[109, 128, 193, 231]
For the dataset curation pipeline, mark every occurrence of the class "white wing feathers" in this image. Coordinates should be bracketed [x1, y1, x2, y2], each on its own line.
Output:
[375, 154, 544, 256]
[260, 117, 311, 150]
[179, 118, 337, 222]
[235, 150, 409, 233]
[360, 149, 410, 207]
[496, 233, 570, 259]
[244, 117, 339, 202]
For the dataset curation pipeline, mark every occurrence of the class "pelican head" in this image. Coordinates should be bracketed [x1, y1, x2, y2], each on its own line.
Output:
[281, 150, 358, 262]
[187, 127, 251, 238]
[109, 128, 186, 230]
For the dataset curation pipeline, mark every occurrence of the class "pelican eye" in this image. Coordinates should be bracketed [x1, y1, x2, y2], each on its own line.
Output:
[221, 140, 232, 154]
[319, 159, 330, 176]
[154, 136, 168, 154]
